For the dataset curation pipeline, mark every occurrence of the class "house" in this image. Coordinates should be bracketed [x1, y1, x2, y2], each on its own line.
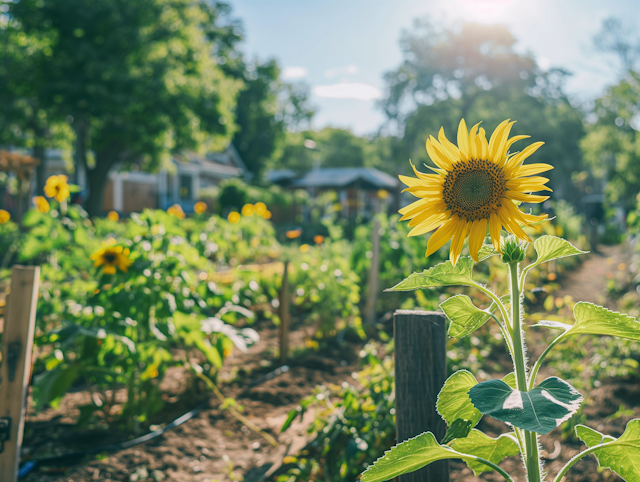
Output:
[42, 145, 249, 213]
[268, 166, 398, 219]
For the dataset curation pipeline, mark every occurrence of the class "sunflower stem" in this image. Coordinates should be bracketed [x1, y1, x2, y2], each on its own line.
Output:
[508, 261, 541, 482]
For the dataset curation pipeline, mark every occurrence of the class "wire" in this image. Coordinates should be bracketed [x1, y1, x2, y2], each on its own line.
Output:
[18, 401, 207, 478]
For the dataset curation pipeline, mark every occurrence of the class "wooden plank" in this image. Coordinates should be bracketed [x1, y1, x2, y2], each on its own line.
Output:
[278, 261, 290, 364]
[394, 310, 449, 482]
[0, 266, 40, 482]
[365, 216, 380, 325]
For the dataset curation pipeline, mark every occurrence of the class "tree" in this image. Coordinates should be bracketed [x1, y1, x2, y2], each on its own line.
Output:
[379, 20, 585, 204]
[10, 0, 241, 215]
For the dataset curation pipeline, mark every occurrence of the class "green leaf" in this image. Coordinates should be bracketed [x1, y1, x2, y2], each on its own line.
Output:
[575, 425, 616, 447]
[361, 432, 479, 482]
[468, 377, 583, 434]
[32, 365, 80, 411]
[502, 373, 517, 390]
[387, 257, 475, 291]
[478, 245, 499, 262]
[281, 408, 300, 432]
[527, 236, 587, 268]
[441, 418, 473, 445]
[451, 429, 520, 475]
[442, 295, 491, 338]
[575, 420, 640, 481]
[437, 370, 482, 428]
[569, 302, 640, 341]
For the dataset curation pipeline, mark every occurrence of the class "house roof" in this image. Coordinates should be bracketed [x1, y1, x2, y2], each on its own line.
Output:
[279, 167, 398, 190]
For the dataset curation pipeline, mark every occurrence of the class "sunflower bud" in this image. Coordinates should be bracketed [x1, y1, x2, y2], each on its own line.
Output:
[501, 235, 527, 264]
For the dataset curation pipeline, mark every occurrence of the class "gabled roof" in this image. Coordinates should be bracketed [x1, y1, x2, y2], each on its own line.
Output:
[285, 167, 398, 190]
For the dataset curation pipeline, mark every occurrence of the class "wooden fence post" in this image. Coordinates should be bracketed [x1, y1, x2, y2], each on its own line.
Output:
[0, 266, 40, 482]
[394, 310, 449, 482]
[278, 261, 290, 364]
[365, 216, 380, 325]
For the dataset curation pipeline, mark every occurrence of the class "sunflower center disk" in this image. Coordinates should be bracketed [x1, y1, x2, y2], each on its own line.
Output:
[104, 253, 117, 264]
[442, 159, 506, 221]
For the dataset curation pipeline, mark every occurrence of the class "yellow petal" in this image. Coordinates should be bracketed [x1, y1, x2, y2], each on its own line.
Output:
[457, 119, 470, 161]
[399, 198, 429, 216]
[425, 216, 458, 258]
[492, 121, 516, 163]
[477, 127, 488, 159]
[509, 163, 554, 179]
[468, 218, 487, 262]
[488, 119, 510, 161]
[504, 141, 545, 170]
[407, 203, 448, 227]
[489, 212, 502, 252]
[468, 122, 481, 159]
[498, 203, 532, 242]
[450, 219, 471, 266]
[506, 177, 552, 192]
[408, 213, 449, 236]
[426, 138, 453, 170]
[505, 191, 550, 203]
[409, 161, 445, 182]
[438, 127, 461, 162]
[498, 135, 530, 166]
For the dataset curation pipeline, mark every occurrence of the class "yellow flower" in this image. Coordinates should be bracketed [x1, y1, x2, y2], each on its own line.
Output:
[242, 203, 255, 216]
[167, 204, 185, 219]
[90, 245, 133, 274]
[194, 201, 207, 214]
[299, 243, 310, 253]
[107, 210, 119, 221]
[314, 235, 325, 244]
[399, 119, 551, 265]
[228, 211, 241, 224]
[44, 175, 70, 202]
[261, 210, 272, 220]
[286, 229, 302, 239]
[377, 189, 389, 199]
[0, 209, 10, 224]
[33, 196, 50, 213]
[254, 202, 267, 216]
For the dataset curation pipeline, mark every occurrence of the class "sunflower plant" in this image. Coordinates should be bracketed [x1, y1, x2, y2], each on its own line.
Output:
[360, 120, 640, 482]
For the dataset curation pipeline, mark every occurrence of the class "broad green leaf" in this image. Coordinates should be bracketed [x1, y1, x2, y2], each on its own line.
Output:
[361, 432, 479, 482]
[502, 373, 517, 390]
[569, 302, 640, 341]
[387, 257, 475, 291]
[32, 365, 80, 411]
[532, 320, 572, 331]
[437, 370, 482, 428]
[441, 418, 473, 445]
[468, 377, 583, 434]
[575, 425, 616, 447]
[441, 295, 491, 338]
[574, 420, 640, 481]
[452, 429, 520, 475]
[527, 235, 587, 268]
[478, 245, 499, 262]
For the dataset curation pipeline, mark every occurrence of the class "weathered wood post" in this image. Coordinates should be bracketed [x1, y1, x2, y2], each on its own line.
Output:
[365, 216, 381, 325]
[278, 261, 291, 364]
[0, 266, 40, 482]
[394, 310, 449, 482]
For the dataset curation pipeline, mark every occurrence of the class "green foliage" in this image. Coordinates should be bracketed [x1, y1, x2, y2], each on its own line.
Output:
[451, 430, 519, 475]
[526, 235, 588, 270]
[388, 257, 476, 291]
[441, 295, 492, 338]
[436, 370, 482, 428]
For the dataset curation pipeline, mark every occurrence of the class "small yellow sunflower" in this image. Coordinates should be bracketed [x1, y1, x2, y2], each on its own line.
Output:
[194, 201, 207, 214]
[91, 245, 132, 274]
[254, 202, 267, 216]
[242, 203, 255, 216]
[107, 210, 119, 221]
[0, 209, 10, 224]
[167, 204, 185, 219]
[33, 196, 50, 213]
[227, 211, 241, 224]
[44, 175, 70, 202]
[399, 119, 552, 265]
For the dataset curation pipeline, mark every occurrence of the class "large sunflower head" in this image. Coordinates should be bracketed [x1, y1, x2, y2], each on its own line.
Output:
[399, 119, 552, 265]
[90, 245, 133, 274]
[44, 175, 70, 203]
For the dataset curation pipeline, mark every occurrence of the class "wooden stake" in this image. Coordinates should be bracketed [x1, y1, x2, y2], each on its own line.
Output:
[394, 310, 449, 482]
[278, 261, 290, 364]
[0, 266, 40, 482]
[365, 216, 380, 325]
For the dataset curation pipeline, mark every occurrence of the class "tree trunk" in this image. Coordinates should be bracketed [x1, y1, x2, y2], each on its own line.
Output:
[33, 142, 46, 195]
[85, 156, 113, 217]
[72, 116, 88, 186]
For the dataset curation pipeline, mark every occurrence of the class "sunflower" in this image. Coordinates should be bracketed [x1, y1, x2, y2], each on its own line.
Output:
[227, 211, 241, 224]
[0, 209, 10, 224]
[91, 245, 133, 274]
[194, 201, 207, 214]
[44, 175, 70, 202]
[33, 196, 50, 213]
[399, 119, 552, 265]
[167, 204, 185, 219]
[107, 210, 119, 221]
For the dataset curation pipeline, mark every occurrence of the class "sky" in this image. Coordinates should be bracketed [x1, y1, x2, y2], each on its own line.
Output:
[230, 0, 639, 135]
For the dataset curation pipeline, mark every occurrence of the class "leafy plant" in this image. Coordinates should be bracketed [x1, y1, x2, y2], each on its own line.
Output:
[361, 235, 640, 482]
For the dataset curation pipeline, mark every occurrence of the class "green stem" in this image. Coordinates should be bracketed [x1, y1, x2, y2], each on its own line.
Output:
[464, 455, 516, 482]
[552, 444, 608, 482]
[527, 332, 567, 390]
[508, 262, 541, 482]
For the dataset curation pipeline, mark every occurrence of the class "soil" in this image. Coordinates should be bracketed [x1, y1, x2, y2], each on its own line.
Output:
[20, 243, 640, 482]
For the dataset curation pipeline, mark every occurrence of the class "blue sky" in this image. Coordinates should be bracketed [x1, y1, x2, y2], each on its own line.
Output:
[230, 0, 638, 135]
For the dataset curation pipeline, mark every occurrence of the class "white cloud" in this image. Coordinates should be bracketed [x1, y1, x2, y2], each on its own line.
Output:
[282, 66, 308, 80]
[312, 83, 382, 101]
[324, 64, 358, 79]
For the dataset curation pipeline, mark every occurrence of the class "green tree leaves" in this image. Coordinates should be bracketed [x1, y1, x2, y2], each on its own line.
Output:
[468, 377, 583, 434]
[572, 420, 640, 481]
[451, 430, 519, 475]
